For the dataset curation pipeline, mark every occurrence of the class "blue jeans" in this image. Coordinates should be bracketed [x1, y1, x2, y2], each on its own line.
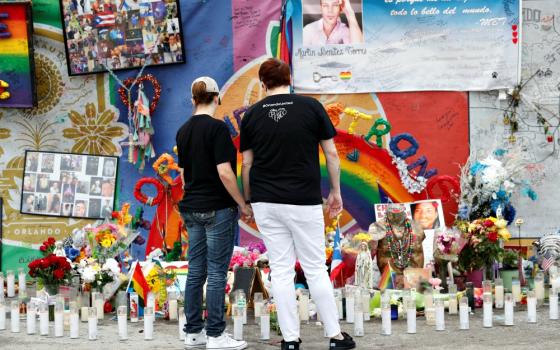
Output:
[180, 207, 238, 337]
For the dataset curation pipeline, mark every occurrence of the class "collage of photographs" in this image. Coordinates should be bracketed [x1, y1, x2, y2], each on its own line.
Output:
[61, 0, 185, 75]
[21, 151, 118, 219]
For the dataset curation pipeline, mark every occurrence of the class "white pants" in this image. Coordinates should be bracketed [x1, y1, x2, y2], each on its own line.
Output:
[252, 202, 341, 341]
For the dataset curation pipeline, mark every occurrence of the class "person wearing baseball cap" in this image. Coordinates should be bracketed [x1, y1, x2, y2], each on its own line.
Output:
[176, 76, 252, 350]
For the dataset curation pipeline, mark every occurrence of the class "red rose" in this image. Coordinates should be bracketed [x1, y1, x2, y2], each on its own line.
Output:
[104, 301, 113, 313]
[40, 259, 50, 269]
[39, 245, 47, 252]
[483, 220, 494, 228]
[47, 237, 56, 245]
[111, 211, 119, 219]
[488, 231, 498, 242]
[53, 269, 65, 280]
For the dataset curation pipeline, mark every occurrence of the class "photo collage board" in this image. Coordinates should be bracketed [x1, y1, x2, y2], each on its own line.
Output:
[21, 151, 119, 219]
[60, 0, 185, 75]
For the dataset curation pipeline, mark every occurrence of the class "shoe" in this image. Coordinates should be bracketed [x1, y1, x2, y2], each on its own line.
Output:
[281, 339, 302, 350]
[329, 332, 356, 350]
[185, 329, 206, 349]
[206, 333, 247, 350]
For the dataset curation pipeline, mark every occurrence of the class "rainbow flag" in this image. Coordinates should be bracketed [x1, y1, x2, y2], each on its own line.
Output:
[378, 265, 396, 290]
[339, 71, 352, 81]
[129, 261, 151, 306]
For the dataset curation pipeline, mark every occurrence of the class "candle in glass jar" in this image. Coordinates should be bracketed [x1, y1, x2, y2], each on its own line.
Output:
[70, 302, 79, 339]
[482, 280, 492, 295]
[88, 307, 97, 340]
[361, 290, 370, 321]
[535, 272, 545, 304]
[92, 292, 104, 320]
[494, 278, 504, 309]
[144, 306, 154, 340]
[130, 292, 139, 323]
[11, 300, 20, 333]
[117, 306, 127, 340]
[260, 306, 270, 340]
[550, 288, 559, 320]
[39, 303, 49, 336]
[334, 289, 343, 320]
[233, 305, 244, 341]
[168, 299, 178, 321]
[483, 293, 493, 328]
[26, 300, 36, 334]
[54, 299, 64, 337]
[448, 284, 458, 314]
[298, 289, 310, 322]
[405, 295, 416, 334]
[345, 285, 355, 323]
[381, 293, 391, 336]
[353, 289, 364, 337]
[459, 297, 469, 330]
[147, 292, 156, 309]
[17, 268, 26, 296]
[435, 297, 445, 331]
[424, 289, 435, 326]
[504, 293, 514, 326]
[511, 280, 521, 303]
[527, 290, 537, 323]
[254, 292, 263, 319]
[6, 270, 15, 298]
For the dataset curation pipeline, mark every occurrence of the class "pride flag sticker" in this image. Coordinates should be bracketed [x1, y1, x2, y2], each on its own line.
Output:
[339, 71, 352, 81]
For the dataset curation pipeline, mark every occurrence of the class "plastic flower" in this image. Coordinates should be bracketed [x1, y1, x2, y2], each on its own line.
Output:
[352, 232, 372, 242]
[498, 228, 511, 240]
[495, 218, 508, 229]
[487, 231, 499, 242]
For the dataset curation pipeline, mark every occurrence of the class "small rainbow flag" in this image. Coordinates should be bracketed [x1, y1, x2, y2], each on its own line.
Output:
[339, 71, 352, 80]
[378, 265, 396, 290]
[128, 261, 151, 306]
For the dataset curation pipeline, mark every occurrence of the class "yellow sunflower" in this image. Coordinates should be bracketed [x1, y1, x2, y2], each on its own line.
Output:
[63, 103, 125, 155]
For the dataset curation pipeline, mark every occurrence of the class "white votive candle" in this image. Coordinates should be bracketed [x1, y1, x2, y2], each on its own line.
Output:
[550, 288, 559, 320]
[435, 298, 445, 331]
[494, 279, 504, 309]
[459, 297, 469, 330]
[504, 293, 514, 326]
[11, 300, 20, 333]
[527, 291, 537, 323]
[448, 284, 458, 315]
[144, 306, 154, 340]
[179, 312, 186, 340]
[130, 292, 139, 323]
[299, 290, 310, 322]
[70, 303, 79, 339]
[233, 305, 243, 341]
[535, 272, 545, 304]
[6, 271, 15, 298]
[88, 307, 97, 340]
[118, 306, 127, 340]
[361, 292, 370, 321]
[92, 292, 104, 320]
[483, 294, 493, 328]
[345, 295, 355, 323]
[39, 303, 49, 336]
[54, 300, 64, 337]
[334, 289, 343, 320]
[17, 268, 26, 296]
[168, 299, 178, 321]
[81, 306, 89, 322]
[26, 301, 36, 334]
[260, 308, 270, 340]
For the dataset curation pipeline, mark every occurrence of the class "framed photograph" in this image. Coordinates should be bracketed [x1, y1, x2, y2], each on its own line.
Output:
[0, 1, 37, 108]
[21, 150, 119, 219]
[59, 0, 185, 76]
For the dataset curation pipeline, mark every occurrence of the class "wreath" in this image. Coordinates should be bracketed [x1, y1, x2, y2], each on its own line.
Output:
[118, 74, 161, 114]
[152, 153, 180, 185]
[134, 177, 165, 206]
[427, 175, 460, 204]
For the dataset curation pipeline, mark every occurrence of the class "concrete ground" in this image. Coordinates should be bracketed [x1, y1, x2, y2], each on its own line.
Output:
[2, 306, 560, 350]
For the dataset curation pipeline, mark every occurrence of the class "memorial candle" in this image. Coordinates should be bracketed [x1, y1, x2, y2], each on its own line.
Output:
[550, 287, 559, 320]
[511, 280, 521, 303]
[527, 290, 537, 323]
[535, 272, 545, 304]
[6, 270, 15, 298]
[54, 298, 64, 337]
[345, 285, 355, 323]
[448, 284, 458, 315]
[26, 300, 36, 334]
[298, 289, 310, 322]
[88, 307, 97, 340]
[434, 297, 445, 331]
[11, 300, 20, 333]
[494, 278, 504, 309]
[39, 302, 49, 336]
[405, 294, 416, 334]
[260, 304, 270, 340]
[334, 289, 343, 320]
[70, 302, 79, 339]
[233, 305, 244, 341]
[353, 289, 364, 337]
[483, 293, 493, 328]
[130, 292, 139, 323]
[144, 306, 154, 340]
[381, 293, 391, 336]
[504, 293, 514, 326]
[17, 268, 26, 296]
[459, 297, 469, 330]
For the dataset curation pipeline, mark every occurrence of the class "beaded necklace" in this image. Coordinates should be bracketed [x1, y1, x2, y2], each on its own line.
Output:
[385, 219, 415, 270]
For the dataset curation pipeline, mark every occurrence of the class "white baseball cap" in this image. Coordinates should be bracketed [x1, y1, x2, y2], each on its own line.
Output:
[191, 76, 220, 94]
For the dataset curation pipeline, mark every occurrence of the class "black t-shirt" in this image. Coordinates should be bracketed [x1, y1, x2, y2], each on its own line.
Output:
[176, 114, 237, 212]
[240, 94, 336, 205]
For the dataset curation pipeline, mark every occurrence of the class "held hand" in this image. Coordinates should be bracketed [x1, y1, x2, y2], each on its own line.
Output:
[327, 191, 343, 218]
[241, 204, 254, 223]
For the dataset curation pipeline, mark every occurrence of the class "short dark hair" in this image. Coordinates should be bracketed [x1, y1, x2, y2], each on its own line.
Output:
[258, 58, 291, 90]
[191, 81, 218, 105]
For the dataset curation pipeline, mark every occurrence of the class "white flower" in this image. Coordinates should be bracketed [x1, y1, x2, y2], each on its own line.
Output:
[81, 266, 96, 283]
[103, 258, 121, 276]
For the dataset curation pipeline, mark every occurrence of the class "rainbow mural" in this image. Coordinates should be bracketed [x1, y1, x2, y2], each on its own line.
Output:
[0, 1, 36, 108]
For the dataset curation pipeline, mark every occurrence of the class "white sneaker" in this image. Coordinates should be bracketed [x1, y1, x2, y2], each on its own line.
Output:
[185, 329, 207, 349]
[206, 333, 247, 350]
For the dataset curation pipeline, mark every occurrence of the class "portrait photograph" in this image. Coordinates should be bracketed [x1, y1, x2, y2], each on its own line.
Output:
[302, 0, 364, 46]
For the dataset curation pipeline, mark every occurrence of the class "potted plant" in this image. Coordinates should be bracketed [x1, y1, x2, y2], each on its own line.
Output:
[500, 249, 520, 290]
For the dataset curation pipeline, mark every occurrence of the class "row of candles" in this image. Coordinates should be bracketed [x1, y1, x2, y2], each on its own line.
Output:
[0, 269, 26, 298]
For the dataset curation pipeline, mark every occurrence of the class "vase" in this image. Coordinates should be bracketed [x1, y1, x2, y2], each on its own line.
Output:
[465, 269, 484, 288]
[499, 269, 519, 291]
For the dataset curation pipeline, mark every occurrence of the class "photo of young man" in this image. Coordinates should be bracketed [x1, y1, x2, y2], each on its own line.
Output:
[303, 0, 364, 46]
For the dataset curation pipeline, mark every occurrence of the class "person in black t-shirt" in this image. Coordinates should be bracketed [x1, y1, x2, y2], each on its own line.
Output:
[176, 77, 251, 350]
[240, 58, 355, 350]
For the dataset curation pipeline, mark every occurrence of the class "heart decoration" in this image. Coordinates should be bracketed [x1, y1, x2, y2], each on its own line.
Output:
[512, 38, 518, 44]
[118, 73, 161, 113]
[513, 31, 518, 38]
[512, 24, 518, 31]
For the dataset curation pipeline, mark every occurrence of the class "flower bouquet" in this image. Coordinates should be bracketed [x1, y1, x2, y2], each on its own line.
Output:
[456, 217, 511, 274]
[28, 240, 73, 295]
[434, 227, 467, 262]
